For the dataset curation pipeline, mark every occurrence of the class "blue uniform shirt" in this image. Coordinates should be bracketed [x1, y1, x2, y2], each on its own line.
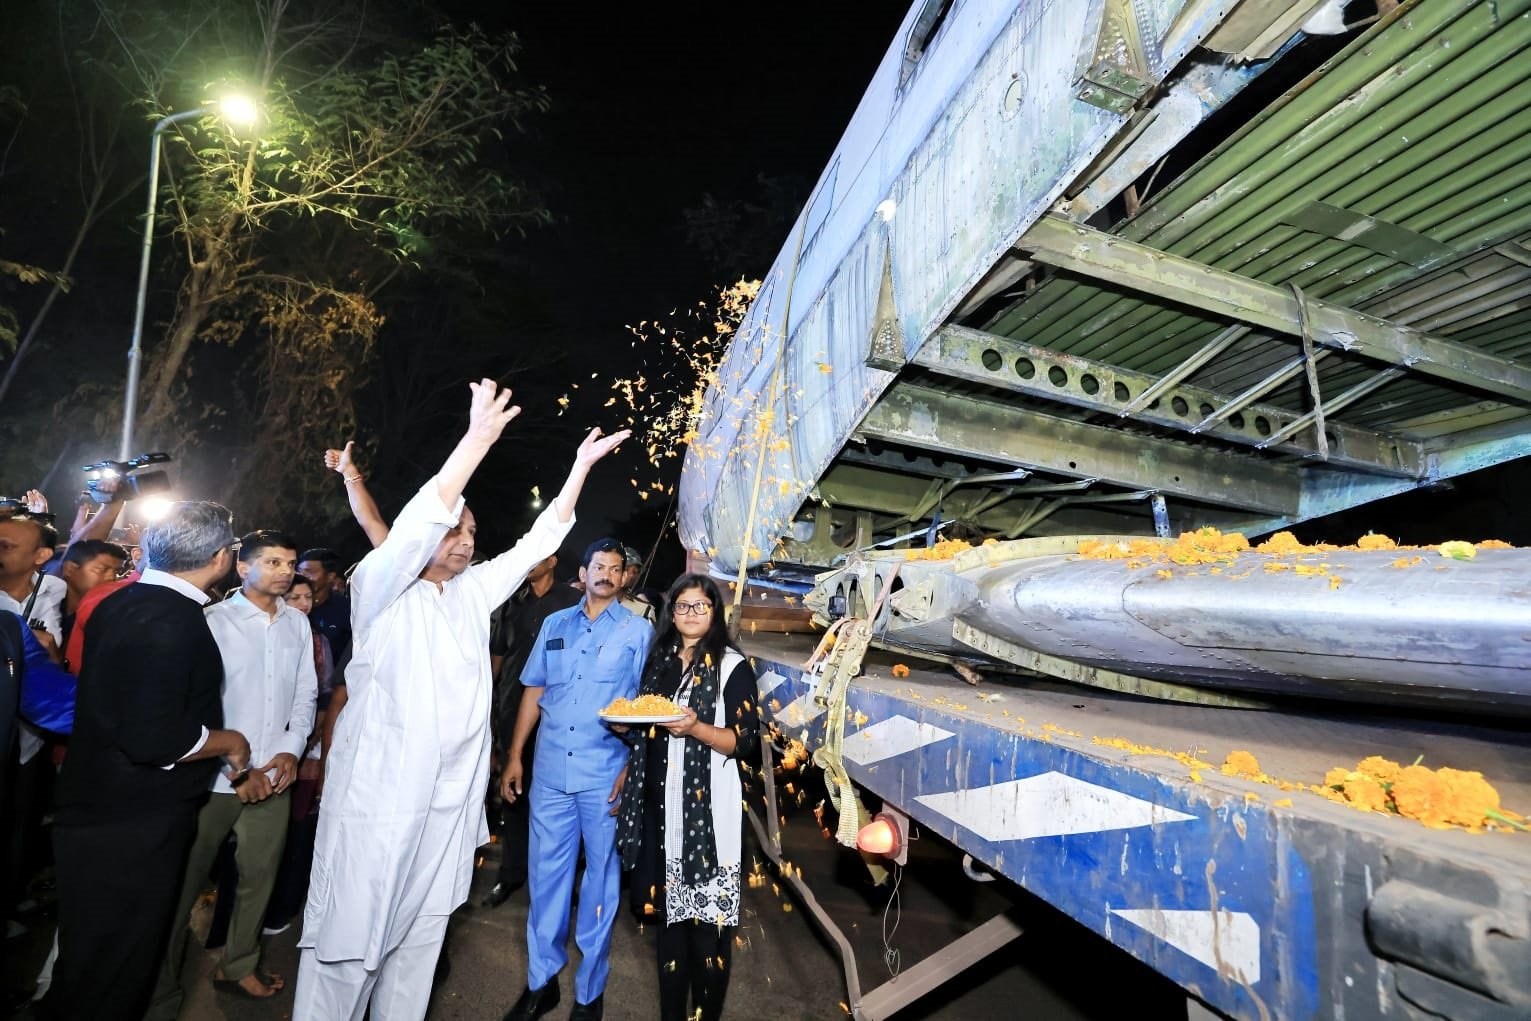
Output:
[521, 597, 652, 793]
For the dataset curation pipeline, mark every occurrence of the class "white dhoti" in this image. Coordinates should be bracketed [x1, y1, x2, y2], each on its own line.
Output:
[293, 913, 448, 1021]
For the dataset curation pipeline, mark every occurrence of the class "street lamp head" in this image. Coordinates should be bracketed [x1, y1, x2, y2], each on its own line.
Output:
[217, 94, 259, 129]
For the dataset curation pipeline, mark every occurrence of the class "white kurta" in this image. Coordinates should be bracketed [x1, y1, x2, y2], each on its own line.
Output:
[300, 478, 572, 968]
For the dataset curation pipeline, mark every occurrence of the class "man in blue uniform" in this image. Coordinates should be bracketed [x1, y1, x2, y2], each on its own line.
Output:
[500, 538, 652, 1021]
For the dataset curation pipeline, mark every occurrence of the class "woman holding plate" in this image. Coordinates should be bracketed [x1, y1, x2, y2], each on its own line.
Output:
[615, 573, 760, 1021]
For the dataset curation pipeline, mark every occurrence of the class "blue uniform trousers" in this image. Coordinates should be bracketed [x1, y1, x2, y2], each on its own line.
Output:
[526, 777, 621, 1004]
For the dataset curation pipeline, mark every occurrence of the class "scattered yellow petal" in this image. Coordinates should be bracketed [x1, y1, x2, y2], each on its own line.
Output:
[1438, 540, 1477, 561]
[1221, 750, 1264, 780]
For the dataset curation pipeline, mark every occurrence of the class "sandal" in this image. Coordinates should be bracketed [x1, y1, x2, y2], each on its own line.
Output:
[212, 972, 285, 998]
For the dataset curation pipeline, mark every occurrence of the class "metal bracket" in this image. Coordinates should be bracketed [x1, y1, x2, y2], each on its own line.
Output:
[1292, 282, 1330, 461]
[1150, 493, 1171, 537]
[866, 246, 906, 371]
[1078, 0, 1155, 113]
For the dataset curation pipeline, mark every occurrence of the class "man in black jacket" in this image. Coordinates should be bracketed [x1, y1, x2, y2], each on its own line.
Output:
[38, 502, 252, 1021]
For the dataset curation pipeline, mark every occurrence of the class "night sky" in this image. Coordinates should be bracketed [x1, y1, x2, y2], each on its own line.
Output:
[473, 4, 908, 570]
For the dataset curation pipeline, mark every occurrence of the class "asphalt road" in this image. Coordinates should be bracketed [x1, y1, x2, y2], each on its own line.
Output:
[6, 766, 1187, 1020]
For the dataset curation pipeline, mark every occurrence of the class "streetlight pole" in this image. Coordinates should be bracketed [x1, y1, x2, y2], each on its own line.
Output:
[120, 108, 210, 460]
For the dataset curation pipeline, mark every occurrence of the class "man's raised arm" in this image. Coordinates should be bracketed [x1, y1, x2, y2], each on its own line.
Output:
[350, 380, 522, 625]
[325, 441, 389, 549]
[469, 425, 632, 609]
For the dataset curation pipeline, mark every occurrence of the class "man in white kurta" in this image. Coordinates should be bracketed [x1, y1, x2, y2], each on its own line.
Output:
[292, 381, 628, 1021]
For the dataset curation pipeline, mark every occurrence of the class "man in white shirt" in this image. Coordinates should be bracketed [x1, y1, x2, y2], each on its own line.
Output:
[147, 529, 318, 1017]
[0, 513, 66, 648]
[293, 380, 629, 1021]
[0, 514, 67, 776]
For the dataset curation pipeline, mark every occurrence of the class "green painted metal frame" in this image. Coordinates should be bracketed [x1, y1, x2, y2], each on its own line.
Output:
[916, 324, 1427, 475]
[857, 382, 1302, 514]
[1017, 213, 1531, 404]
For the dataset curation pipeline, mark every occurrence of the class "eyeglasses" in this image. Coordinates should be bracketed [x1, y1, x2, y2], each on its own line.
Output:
[672, 601, 712, 617]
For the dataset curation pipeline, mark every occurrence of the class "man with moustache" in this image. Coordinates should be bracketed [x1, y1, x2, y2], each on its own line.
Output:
[500, 538, 652, 1021]
[148, 530, 317, 1015]
[292, 381, 629, 1021]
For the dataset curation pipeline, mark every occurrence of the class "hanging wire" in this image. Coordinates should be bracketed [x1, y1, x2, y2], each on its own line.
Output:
[881, 862, 904, 980]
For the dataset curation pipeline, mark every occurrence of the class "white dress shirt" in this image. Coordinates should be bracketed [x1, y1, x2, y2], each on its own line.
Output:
[205, 590, 318, 794]
[0, 572, 66, 642]
[139, 568, 213, 606]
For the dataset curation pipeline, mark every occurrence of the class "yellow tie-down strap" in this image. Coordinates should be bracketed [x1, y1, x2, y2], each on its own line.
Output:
[803, 566, 899, 884]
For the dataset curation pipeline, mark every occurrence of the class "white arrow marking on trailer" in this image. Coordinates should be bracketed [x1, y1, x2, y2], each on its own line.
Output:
[777, 691, 828, 728]
[915, 772, 1196, 842]
[841, 715, 955, 765]
[755, 671, 788, 704]
[1110, 908, 1261, 984]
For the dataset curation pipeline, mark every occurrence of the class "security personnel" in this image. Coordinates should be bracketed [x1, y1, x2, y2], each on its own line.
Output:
[500, 538, 653, 1021]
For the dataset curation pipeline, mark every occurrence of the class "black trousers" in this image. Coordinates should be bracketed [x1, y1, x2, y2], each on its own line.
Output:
[41, 805, 198, 1021]
[656, 918, 735, 1021]
[6, 750, 56, 908]
[494, 785, 530, 886]
[493, 724, 535, 887]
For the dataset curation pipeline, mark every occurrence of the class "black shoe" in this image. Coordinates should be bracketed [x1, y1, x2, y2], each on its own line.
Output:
[502, 982, 560, 1021]
[569, 994, 603, 1021]
[481, 879, 524, 908]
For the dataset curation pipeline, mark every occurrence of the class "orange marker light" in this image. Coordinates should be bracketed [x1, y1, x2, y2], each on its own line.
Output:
[857, 816, 899, 857]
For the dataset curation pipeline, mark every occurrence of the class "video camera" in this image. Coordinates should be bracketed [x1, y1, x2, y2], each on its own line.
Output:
[83, 452, 172, 505]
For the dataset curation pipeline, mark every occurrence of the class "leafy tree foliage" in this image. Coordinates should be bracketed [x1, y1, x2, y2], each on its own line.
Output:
[94, 0, 551, 520]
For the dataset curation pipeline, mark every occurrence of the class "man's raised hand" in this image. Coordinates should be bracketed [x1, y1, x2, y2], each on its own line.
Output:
[324, 441, 359, 476]
[466, 379, 522, 447]
[575, 427, 631, 470]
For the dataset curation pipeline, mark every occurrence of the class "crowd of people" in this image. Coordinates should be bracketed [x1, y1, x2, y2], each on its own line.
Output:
[1, 379, 761, 1021]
